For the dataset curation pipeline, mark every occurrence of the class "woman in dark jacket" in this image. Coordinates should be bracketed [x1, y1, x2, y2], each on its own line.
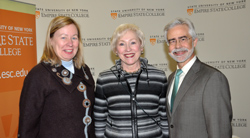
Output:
[94, 23, 169, 138]
[18, 16, 95, 138]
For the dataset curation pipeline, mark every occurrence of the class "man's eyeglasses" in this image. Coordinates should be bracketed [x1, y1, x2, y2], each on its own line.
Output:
[167, 36, 192, 46]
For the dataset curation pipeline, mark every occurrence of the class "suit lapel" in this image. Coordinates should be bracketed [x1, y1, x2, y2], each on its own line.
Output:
[171, 58, 201, 114]
[166, 73, 174, 116]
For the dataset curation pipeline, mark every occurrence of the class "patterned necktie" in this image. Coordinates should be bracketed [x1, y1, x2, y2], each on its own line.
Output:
[170, 69, 183, 113]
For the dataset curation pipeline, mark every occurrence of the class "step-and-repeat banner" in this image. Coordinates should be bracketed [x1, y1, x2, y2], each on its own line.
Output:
[1, 0, 249, 137]
[0, 0, 36, 137]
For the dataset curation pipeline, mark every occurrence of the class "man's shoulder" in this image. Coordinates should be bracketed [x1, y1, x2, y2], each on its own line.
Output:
[200, 61, 222, 73]
[195, 61, 228, 81]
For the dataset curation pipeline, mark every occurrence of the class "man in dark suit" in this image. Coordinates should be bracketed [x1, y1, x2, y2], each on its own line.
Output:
[164, 17, 233, 138]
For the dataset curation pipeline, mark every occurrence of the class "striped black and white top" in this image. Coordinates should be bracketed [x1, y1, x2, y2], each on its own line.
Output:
[94, 58, 169, 138]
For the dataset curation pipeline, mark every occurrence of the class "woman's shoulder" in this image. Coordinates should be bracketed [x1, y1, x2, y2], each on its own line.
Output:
[99, 68, 114, 77]
[23, 62, 51, 84]
[27, 62, 48, 76]
[96, 65, 118, 82]
[146, 64, 166, 75]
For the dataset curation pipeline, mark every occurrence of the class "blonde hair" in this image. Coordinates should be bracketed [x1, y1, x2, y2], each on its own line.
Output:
[110, 23, 145, 53]
[40, 16, 84, 69]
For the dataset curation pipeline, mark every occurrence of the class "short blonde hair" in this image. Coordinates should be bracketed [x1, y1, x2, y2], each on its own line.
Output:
[40, 16, 85, 69]
[110, 23, 145, 53]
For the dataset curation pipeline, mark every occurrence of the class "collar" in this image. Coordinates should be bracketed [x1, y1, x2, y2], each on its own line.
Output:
[42, 62, 92, 93]
[61, 60, 74, 74]
[115, 57, 148, 74]
[177, 56, 196, 75]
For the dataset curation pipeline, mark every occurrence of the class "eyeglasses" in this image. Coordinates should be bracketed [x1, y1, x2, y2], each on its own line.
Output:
[167, 36, 192, 46]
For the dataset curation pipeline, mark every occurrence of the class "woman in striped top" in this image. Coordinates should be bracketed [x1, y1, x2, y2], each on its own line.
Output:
[94, 23, 169, 138]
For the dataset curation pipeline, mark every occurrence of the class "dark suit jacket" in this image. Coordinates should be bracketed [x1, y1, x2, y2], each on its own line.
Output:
[166, 58, 232, 138]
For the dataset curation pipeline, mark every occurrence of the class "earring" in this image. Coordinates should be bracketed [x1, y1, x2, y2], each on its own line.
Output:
[116, 53, 118, 57]
[141, 51, 144, 54]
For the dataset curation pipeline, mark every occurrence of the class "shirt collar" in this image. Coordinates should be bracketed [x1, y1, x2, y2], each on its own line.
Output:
[177, 56, 196, 75]
[61, 59, 74, 74]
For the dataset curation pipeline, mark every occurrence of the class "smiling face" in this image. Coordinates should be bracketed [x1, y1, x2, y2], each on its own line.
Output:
[50, 24, 79, 61]
[167, 24, 198, 68]
[116, 30, 143, 72]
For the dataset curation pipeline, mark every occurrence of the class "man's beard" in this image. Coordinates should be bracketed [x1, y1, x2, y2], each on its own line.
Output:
[169, 44, 194, 63]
